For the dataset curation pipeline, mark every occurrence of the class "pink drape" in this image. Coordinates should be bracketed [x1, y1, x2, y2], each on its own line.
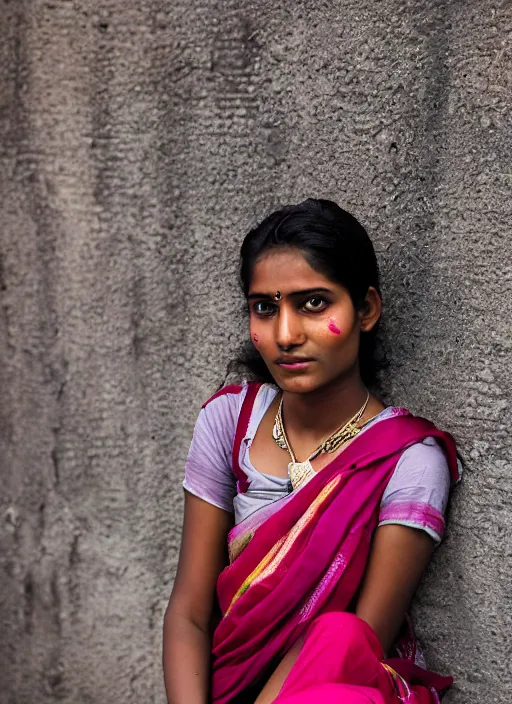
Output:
[212, 410, 459, 704]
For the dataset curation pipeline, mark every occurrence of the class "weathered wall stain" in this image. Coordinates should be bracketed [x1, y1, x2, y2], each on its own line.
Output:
[0, 1, 510, 703]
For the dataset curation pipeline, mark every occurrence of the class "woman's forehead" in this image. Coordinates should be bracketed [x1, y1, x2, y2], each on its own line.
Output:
[249, 249, 333, 293]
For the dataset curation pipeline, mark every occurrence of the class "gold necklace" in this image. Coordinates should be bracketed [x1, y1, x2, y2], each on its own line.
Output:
[272, 391, 370, 491]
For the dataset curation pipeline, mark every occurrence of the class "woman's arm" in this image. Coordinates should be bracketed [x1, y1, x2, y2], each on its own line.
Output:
[355, 524, 436, 655]
[163, 492, 233, 704]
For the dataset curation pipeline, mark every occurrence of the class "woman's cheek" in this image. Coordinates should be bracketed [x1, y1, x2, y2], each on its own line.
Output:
[327, 318, 341, 335]
[250, 321, 263, 347]
[250, 324, 274, 356]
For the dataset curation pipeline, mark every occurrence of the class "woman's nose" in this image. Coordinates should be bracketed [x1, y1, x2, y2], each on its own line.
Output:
[275, 306, 305, 349]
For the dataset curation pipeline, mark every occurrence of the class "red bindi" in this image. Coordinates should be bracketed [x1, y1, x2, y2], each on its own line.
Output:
[328, 319, 341, 335]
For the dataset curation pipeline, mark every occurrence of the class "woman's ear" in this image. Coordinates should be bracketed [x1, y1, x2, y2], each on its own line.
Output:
[359, 286, 382, 332]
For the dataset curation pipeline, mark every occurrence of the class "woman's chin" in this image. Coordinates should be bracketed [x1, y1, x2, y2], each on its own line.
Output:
[276, 374, 324, 395]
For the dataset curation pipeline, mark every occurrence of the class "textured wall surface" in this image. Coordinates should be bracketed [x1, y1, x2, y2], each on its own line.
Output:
[0, 1, 511, 702]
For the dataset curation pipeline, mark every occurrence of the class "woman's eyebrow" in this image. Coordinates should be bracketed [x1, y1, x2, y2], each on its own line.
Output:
[247, 287, 333, 300]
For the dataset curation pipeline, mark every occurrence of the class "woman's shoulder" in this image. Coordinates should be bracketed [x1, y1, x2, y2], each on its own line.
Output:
[201, 383, 248, 410]
[373, 406, 461, 484]
[369, 407, 447, 465]
[379, 413, 454, 544]
[202, 380, 273, 404]
[380, 408, 452, 502]
[394, 435, 450, 482]
[198, 381, 274, 432]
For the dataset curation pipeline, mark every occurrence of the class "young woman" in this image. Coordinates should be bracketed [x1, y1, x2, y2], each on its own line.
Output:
[163, 199, 460, 704]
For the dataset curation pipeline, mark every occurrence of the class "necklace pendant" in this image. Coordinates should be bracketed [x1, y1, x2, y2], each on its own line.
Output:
[323, 423, 360, 453]
[288, 460, 316, 491]
[272, 415, 288, 451]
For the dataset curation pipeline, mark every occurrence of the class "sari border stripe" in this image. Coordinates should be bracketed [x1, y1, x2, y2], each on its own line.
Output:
[378, 501, 445, 542]
[231, 382, 262, 494]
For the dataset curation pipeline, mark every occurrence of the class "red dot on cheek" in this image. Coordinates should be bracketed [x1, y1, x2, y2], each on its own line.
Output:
[328, 319, 341, 335]
[252, 334, 259, 343]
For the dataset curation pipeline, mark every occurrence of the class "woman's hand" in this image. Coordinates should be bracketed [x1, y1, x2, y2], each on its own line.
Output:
[355, 524, 436, 655]
[163, 492, 232, 704]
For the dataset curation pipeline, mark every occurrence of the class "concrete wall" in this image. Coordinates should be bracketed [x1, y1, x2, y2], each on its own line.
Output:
[1, 1, 510, 702]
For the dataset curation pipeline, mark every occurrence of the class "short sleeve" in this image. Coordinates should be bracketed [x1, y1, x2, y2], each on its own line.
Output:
[378, 437, 451, 544]
[183, 386, 246, 513]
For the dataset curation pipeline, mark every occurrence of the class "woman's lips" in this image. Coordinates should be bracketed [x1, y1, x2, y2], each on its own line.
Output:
[276, 360, 313, 370]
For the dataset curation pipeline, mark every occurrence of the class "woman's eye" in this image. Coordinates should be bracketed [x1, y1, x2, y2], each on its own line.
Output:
[252, 301, 276, 316]
[303, 297, 327, 312]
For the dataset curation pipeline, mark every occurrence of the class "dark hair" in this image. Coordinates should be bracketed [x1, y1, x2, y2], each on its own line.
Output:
[233, 198, 384, 388]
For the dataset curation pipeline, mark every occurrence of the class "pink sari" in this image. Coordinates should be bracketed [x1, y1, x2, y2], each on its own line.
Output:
[212, 386, 460, 704]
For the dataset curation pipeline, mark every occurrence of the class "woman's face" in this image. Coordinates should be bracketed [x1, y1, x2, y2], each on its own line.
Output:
[247, 248, 380, 394]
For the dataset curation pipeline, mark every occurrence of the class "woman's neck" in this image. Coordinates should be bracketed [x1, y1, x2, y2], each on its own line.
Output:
[281, 376, 373, 441]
